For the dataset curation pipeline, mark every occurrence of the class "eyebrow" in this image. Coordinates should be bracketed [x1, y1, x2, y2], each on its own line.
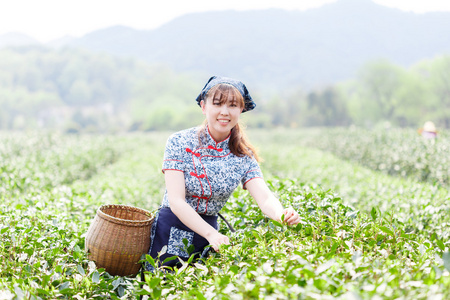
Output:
[211, 89, 240, 105]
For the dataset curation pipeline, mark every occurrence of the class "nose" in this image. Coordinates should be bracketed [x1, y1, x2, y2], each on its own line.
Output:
[220, 104, 229, 115]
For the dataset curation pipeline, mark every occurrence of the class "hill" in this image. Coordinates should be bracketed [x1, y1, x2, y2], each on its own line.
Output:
[0, 32, 39, 48]
[64, 0, 450, 90]
[2, 0, 450, 90]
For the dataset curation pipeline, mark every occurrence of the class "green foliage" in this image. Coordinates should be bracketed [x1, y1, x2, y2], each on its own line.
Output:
[2, 129, 448, 299]
[356, 60, 407, 122]
[2, 46, 450, 131]
[293, 127, 450, 186]
[237, 55, 450, 129]
[342, 56, 450, 128]
[303, 87, 352, 127]
[0, 132, 119, 195]
[0, 131, 167, 299]
[418, 55, 450, 128]
[0, 47, 202, 132]
[253, 128, 449, 244]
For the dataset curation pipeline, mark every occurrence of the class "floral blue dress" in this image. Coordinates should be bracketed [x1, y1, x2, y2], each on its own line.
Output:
[147, 126, 263, 268]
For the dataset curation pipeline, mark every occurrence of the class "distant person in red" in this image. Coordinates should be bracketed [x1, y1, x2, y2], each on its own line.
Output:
[418, 121, 437, 139]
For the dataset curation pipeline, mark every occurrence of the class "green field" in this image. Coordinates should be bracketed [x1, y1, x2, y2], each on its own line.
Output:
[0, 128, 449, 299]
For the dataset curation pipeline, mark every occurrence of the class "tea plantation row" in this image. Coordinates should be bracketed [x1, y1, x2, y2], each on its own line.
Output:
[291, 127, 450, 187]
[0, 129, 448, 299]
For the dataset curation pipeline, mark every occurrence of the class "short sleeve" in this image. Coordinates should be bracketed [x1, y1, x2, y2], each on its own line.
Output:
[241, 157, 263, 189]
[162, 133, 186, 173]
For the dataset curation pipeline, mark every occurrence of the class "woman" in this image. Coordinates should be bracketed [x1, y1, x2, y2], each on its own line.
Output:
[418, 121, 437, 139]
[147, 76, 300, 270]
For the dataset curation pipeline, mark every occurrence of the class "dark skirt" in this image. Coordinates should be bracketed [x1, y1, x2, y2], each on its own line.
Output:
[146, 207, 218, 271]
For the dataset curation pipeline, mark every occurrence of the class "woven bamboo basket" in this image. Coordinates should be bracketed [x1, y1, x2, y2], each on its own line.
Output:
[85, 204, 154, 277]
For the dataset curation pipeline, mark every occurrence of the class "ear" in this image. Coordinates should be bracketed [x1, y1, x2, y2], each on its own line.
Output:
[200, 100, 206, 115]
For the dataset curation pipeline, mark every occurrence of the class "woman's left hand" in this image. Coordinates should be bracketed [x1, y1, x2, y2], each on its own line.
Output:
[281, 207, 300, 225]
[245, 178, 301, 226]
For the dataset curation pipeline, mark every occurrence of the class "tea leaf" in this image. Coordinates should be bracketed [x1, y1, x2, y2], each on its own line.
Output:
[76, 264, 85, 276]
[379, 226, 394, 236]
[370, 207, 377, 220]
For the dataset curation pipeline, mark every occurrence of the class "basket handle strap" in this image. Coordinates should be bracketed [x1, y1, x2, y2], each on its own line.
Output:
[217, 213, 236, 233]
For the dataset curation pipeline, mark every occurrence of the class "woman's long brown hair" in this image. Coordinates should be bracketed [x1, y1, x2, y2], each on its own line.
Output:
[198, 84, 260, 161]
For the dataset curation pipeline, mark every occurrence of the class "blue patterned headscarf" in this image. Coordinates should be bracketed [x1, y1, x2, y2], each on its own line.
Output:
[195, 76, 256, 113]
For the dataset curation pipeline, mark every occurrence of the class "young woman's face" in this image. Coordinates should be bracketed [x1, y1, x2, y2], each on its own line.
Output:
[201, 88, 243, 142]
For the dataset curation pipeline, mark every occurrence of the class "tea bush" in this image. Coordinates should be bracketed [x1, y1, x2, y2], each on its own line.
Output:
[0, 129, 448, 299]
[289, 127, 450, 187]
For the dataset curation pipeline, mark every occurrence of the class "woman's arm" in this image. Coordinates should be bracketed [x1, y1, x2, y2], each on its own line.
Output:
[245, 178, 300, 225]
[164, 170, 229, 251]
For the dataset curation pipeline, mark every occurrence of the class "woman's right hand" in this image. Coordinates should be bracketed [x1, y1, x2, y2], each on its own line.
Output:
[206, 231, 230, 252]
[166, 171, 229, 252]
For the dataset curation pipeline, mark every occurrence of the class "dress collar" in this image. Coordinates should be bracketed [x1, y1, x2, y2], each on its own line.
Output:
[201, 125, 231, 151]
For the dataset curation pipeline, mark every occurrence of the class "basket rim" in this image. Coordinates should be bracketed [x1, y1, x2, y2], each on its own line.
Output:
[97, 204, 154, 227]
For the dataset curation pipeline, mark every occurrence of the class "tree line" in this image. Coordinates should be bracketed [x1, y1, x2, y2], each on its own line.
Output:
[0, 46, 449, 132]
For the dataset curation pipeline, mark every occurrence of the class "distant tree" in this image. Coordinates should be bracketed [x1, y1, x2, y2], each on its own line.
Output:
[2, 46, 449, 131]
[265, 95, 290, 127]
[357, 60, 406, 123]
[304, 87, 352, 127]
[391, 71, 428, 127]
[0, 46, 202, 131]
[425, 55, 450, 128]
[66, 80, 92, 105]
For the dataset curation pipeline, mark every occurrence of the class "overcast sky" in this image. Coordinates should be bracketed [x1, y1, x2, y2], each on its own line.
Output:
[1, 0, 450, 43]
